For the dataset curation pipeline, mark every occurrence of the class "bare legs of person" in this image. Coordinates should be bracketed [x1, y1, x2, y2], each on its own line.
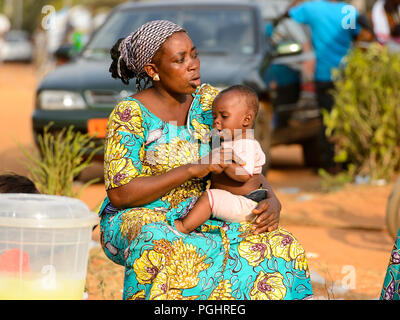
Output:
[175, 192, 212, 234]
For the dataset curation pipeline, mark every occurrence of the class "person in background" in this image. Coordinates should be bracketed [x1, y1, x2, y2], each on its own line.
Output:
[371, 0, 400, 43]
[0, 173, 39, 194]
[273, 0, 362, 173]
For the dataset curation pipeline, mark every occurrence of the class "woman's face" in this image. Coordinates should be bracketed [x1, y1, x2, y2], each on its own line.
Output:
[153, 31, 201, 94]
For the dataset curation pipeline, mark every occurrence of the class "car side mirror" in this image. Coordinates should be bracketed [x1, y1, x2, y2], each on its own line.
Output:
[54, 43, 75, 65]
[275, 41, 302, 57]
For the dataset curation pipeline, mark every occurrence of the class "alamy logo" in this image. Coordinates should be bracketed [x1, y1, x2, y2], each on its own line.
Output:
[41, 5, 56, 31]
[41, 264, 56, 290]
[342, 5, 357, 30]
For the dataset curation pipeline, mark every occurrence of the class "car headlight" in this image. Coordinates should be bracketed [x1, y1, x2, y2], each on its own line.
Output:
[38, 90, 87, 110]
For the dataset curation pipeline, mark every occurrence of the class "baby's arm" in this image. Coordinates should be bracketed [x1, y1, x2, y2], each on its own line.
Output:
[175, 192, 212, 234]
[223, 162, 251, 183]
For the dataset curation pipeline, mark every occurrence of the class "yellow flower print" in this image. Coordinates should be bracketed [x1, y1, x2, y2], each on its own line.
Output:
[104, 118, 118, 140]
[137, 146, 153, 177]
[133, 249, 166, 285]
[191, 118, 211, 143]
[153, 239, 210, 286]
[167, 290, 198, 300]
[149, 270, 199, 300]
[237, 222, 256, 239]
[106, 157, 138, 189]
[238, 234, 272, 267]
[294, 253, 309, 273]
[104, 133, 127, 165]
[200, 224, 221, 234]
[127, 290, 146, 300]
[143, 138, 199, 175]
[174, 139, 201, 164]
[148, 268, 169, 300]
[209, 279, 235, 300]
[159, 138, 199, 168]
[161, 179, 203, 209]
[112, 100, 144, 136]
[199, 84, 219, 111]
[163, 239, 210, 289]
[267, 228, 308, 270]
[120, 208, 167, 241]
[250, 271, 287, 300]
[133, 239, 210, 300]
[140, 150, 160, 176]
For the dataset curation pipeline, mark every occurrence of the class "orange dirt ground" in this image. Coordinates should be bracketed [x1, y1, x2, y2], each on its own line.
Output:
[0, 63, 396, 300]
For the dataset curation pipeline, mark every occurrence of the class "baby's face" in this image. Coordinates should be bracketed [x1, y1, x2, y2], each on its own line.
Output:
[211, 92, 252, 141]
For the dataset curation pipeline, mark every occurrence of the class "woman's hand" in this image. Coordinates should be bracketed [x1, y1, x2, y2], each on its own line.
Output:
[188, 162, 224, 179]
[189, 147, 245, 179]
[251, 194, 281, 235]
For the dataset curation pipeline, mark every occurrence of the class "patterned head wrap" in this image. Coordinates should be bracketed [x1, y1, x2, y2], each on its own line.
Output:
[118, 20, 185, 91]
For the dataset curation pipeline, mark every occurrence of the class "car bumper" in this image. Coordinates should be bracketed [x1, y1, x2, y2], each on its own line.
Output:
[2, 47, 33, 61]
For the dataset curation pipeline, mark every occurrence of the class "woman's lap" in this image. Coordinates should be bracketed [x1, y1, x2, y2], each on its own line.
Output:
[100, 210, 129, 266]
[100, 205, 313, 300]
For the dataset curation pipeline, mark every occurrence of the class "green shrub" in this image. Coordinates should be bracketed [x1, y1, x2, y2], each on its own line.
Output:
[318, 165, 355, 192]
[18, 123, 103, 197]
[323, 44, 400, 182]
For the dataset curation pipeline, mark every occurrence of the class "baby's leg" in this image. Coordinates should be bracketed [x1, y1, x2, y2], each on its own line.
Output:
[175, 192, 211, 234]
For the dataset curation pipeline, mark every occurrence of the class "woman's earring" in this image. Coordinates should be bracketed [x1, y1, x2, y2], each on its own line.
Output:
[153, 74, 160, 81]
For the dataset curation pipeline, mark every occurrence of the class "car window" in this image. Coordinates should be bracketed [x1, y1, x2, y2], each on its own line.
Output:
[83, 7, 257, 59]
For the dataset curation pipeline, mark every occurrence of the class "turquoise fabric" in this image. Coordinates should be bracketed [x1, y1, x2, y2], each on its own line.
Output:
[380, 228, 400, 300]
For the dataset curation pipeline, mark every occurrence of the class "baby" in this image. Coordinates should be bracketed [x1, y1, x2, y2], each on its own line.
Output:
[175, 85, 267, 233]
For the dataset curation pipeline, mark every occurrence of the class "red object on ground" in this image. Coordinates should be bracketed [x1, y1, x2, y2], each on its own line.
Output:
[0, 249, 30, 273]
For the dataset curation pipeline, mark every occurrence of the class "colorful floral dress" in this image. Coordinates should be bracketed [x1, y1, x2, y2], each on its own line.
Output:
[99, 84, 313, 300]
[380, 228, 400, 300]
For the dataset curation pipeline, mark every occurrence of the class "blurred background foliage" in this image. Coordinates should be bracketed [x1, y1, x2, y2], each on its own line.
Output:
[324, 43, 400, 182]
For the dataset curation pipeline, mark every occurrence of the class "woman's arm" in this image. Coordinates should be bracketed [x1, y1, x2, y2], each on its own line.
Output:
[107, 147, 237, 209]
[251, 176, 282, 234]
[107, 163, 199, 208]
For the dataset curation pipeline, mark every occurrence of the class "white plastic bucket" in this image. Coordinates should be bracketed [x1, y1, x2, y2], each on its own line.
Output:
[0, 193, 98, 300]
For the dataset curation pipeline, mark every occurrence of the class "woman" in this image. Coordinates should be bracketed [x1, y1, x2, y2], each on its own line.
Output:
[99, 20, 313, 300]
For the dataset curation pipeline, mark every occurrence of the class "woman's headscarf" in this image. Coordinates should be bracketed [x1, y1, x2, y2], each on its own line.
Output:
[118, 20, 184, 91]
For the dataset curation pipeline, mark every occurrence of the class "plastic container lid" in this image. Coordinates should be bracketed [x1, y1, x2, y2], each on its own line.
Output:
[0, 193, 99, 229]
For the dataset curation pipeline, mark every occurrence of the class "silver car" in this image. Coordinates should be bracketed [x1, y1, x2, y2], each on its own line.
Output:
[1, 30, 33, 62]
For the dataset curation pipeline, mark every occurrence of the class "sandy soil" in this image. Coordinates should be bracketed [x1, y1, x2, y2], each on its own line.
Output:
[0, 63, 396, 300]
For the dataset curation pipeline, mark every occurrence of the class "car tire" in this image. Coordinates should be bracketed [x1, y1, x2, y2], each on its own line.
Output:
[255, 100, 272, 175]
[301, 136, 321, 168]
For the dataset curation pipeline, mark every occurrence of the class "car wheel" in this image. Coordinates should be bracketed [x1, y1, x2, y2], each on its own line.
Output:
[301, 135, 321, 168]
[255, 100, 272, 175]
